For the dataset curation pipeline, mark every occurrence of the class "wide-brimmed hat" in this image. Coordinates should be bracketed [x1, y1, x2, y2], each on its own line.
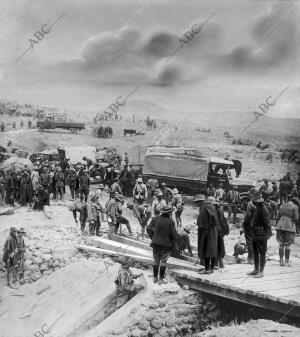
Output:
[161, 205, 174, 214]
[253, 191, 264, 203]
[18, 227, 26, 234]
[161, 182, 166, 187]
[10, 227, 17, 234]
[194, 194, 206, 202]
[136, 177, 143, 183]
[173, 188, 178, 194]
[98, 183, 104, 189]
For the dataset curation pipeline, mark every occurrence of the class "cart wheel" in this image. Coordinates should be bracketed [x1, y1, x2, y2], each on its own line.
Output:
[165, 188, 174, 204]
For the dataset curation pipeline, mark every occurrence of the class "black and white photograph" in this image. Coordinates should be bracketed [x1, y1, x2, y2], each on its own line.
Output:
[0, 0, 299, 336]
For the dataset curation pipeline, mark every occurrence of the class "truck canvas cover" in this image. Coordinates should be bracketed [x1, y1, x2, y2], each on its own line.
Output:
[144, 152, 208, 181]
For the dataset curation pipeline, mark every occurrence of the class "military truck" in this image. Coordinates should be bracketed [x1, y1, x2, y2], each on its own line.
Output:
[142, 147, 255, 198]
[37, 113, 85, 133]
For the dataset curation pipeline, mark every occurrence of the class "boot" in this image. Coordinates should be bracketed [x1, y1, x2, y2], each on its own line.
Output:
[158, 266, 167, 285]
[285, 248, 291, 266]
[247, 257, 259, 275]
[153, 265, 159, 283]
[279, 247, 284, 266]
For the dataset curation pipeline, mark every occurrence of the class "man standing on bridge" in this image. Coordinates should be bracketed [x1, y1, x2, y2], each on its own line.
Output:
[147, 205, 178, 284]
[244, 191, 271, 278]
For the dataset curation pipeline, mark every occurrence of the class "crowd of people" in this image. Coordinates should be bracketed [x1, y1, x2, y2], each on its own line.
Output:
[1, 155, 300, 288]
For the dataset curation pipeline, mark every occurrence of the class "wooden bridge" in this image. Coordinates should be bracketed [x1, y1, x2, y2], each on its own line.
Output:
[78, 234, 300, 319]
[172, 260, 300, 319]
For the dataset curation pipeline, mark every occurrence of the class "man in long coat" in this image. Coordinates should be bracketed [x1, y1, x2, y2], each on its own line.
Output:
[19, 170, 33, 206]
[2, 227, 20, 288]
[197, 196, 220, 274]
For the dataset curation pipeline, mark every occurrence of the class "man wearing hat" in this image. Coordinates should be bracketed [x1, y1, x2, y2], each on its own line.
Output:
[114, 193, 133, 236]
[66, 165, 78, 200]
[133, 177, 147, 205]
[127, 201, 151, 239]
[115, 256, 143, 308]
[173, 224, 193, 258]
[79, 170, 90, 202]
[111, 177, 123, 195]
[275, 196, 299, 266]
[2, 227, 20, 288]
[279, 172, 294, 204]
[160, 183, 170, 205]
[243, 191, 271, 277]
[87, 192, 104, 236]
[227, 185, 240, 223]
[147, 205, 178, 284]
[171, 188, 184, 229]
[55, 166, 65, 201]
[152, 189, 167, 216]
[197, 196, 220, 274]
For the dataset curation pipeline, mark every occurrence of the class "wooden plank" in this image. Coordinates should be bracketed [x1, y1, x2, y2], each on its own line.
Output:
[76, 244, 201, 272]
[174, 275, 300, 318]
[87, 236, 202, 271]
[264, 287, 300, 298]
[228, 275, 300, 288]
[111, 234, 198, 264]
[218, 271, 300, 285]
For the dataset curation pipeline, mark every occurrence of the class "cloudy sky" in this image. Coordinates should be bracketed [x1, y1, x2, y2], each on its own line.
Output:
[0, 0, 299, 118]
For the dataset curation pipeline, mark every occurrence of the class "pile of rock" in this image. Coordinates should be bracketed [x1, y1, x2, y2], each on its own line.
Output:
[115, 288, 220, 337]
[21, 228, 85, 284]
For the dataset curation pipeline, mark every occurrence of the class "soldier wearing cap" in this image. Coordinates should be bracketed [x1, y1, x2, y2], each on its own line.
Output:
[115, 256, 143, 308]
[243, 191, 271, 278]
[152, 189, 167, 216]
[2, 227, 19, 288]
[133, 177, 147, 205]
[227, 185, 240, 223]
[79, 170, 90, 202]
[55, 166, 65, 201]
[147, 205, 178, 284]
[111, 177, 123, 195]
[87, 192, 104, 236]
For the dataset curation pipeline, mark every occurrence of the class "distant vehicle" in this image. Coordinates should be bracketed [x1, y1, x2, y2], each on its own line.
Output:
[37, 113, 85, 133]
[142, 147, 255, 198]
